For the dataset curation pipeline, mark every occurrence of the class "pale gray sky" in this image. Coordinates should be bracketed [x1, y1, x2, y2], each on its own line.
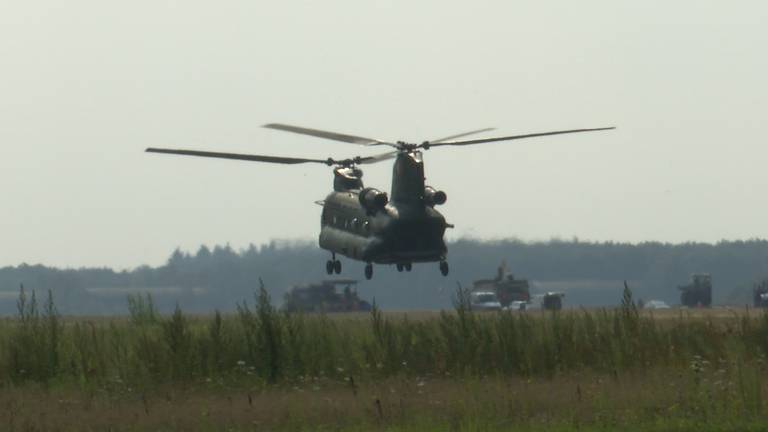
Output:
[2, 1, 767, 268]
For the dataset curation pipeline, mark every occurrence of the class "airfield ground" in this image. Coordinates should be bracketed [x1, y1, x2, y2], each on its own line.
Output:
[1, 300, 767, 431]
[4, 370, 767, 431]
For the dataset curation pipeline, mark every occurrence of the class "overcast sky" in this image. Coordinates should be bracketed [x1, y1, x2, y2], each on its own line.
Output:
[2, 1, 767, 269]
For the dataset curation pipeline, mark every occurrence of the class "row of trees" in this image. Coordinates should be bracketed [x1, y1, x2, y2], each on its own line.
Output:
[2, 238, 768, 314]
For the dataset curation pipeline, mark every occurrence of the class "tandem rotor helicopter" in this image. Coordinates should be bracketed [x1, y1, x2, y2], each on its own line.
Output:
[147, 123, 614, 279]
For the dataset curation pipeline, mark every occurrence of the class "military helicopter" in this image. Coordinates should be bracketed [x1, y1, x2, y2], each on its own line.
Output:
[147, 123, 613, 279]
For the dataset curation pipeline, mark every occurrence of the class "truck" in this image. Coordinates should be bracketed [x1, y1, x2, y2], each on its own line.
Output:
[542, 292, 565, 311]
[753, 278, 768, 308]
[282, 279, 372, 313]
[677, 274, 712, 307]
[472, 261, 530, 308]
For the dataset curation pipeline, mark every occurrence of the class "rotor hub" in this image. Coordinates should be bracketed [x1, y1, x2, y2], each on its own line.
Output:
[327, 156, 366, 168]
[395, 141, 421, 152]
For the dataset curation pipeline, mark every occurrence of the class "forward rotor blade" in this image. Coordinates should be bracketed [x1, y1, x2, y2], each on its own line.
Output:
[425, 127, 615, 147]
[429, 128, 496, 144]
[263, 123, 396, 147]
[146, 148, 331, 165]
[357, 150, 399, 165]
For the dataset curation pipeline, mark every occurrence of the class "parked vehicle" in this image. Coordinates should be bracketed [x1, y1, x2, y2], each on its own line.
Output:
[542, 292, 565, 311]
[753, 279, 768, 307]
[507, 300, 529, 311]
[470, 290, 503, 311]
[472, 261, 530, 307]
[678, 274, 712, 307]
[643, 299, 671, 310]
[283, 279, 371, 313]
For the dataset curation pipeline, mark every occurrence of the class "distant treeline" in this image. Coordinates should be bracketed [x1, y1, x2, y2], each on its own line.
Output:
[2, 239, 768, 315]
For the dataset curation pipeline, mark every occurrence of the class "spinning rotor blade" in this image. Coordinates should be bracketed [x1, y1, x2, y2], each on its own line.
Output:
[357, 150, 398, 165]
[146, 148, 331, 165]
[429, 128, 496, 144]
[146, 147, 396, 167]
[263, 123, 396, 147]
[424, 127, 615, 147]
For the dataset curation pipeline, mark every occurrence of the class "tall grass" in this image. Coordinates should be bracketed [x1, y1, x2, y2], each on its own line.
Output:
[1, 283, 768, 393]
[3, 285, 63, 383]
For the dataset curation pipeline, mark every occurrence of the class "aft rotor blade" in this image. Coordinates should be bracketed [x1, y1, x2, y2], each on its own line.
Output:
[146, 148, 331, 165]
[425, 127, 615, 147]
[263, 123, 396, 147]
[429, 128, 496, 144]
[357, 150, 399, 165]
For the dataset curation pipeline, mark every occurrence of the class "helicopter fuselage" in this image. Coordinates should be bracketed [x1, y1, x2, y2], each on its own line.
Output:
[319, 191, 447, 264]
[319, 151, 448, 265]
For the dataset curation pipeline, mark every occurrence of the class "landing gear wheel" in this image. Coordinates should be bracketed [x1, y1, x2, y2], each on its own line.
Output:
[333, 260, 342, 274]
[326, 260, 334, 275]
[365, 263, 373, 280]
[396, 263, 404, 272]
[439, 261, 449, 276]
[404, 262, 412, 272]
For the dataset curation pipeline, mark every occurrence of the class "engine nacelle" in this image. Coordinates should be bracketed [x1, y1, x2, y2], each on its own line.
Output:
[424, 186, 447, 206]
[359, 187, 389, 213]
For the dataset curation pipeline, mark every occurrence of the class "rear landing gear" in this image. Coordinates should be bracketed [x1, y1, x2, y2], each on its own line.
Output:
[439, 261, 449, 276]
[326, 254, 342, 275]
[395, 262, 412, 273]
[365, 263, 373, 280]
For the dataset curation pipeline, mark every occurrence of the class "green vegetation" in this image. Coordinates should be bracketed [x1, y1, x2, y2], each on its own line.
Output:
[2, 285, 768, 430]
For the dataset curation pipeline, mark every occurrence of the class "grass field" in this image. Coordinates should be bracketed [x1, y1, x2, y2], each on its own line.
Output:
[2, 286, 768, 431]
[4, 371, 768, 431]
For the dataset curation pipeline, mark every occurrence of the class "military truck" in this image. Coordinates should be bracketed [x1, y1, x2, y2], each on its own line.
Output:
[753, 279, 768, 308]
[542, 292, 565, 311]
[472, 261, 530, 307]
[678, 274, 712, 307]
[283, 279, 372, 313]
